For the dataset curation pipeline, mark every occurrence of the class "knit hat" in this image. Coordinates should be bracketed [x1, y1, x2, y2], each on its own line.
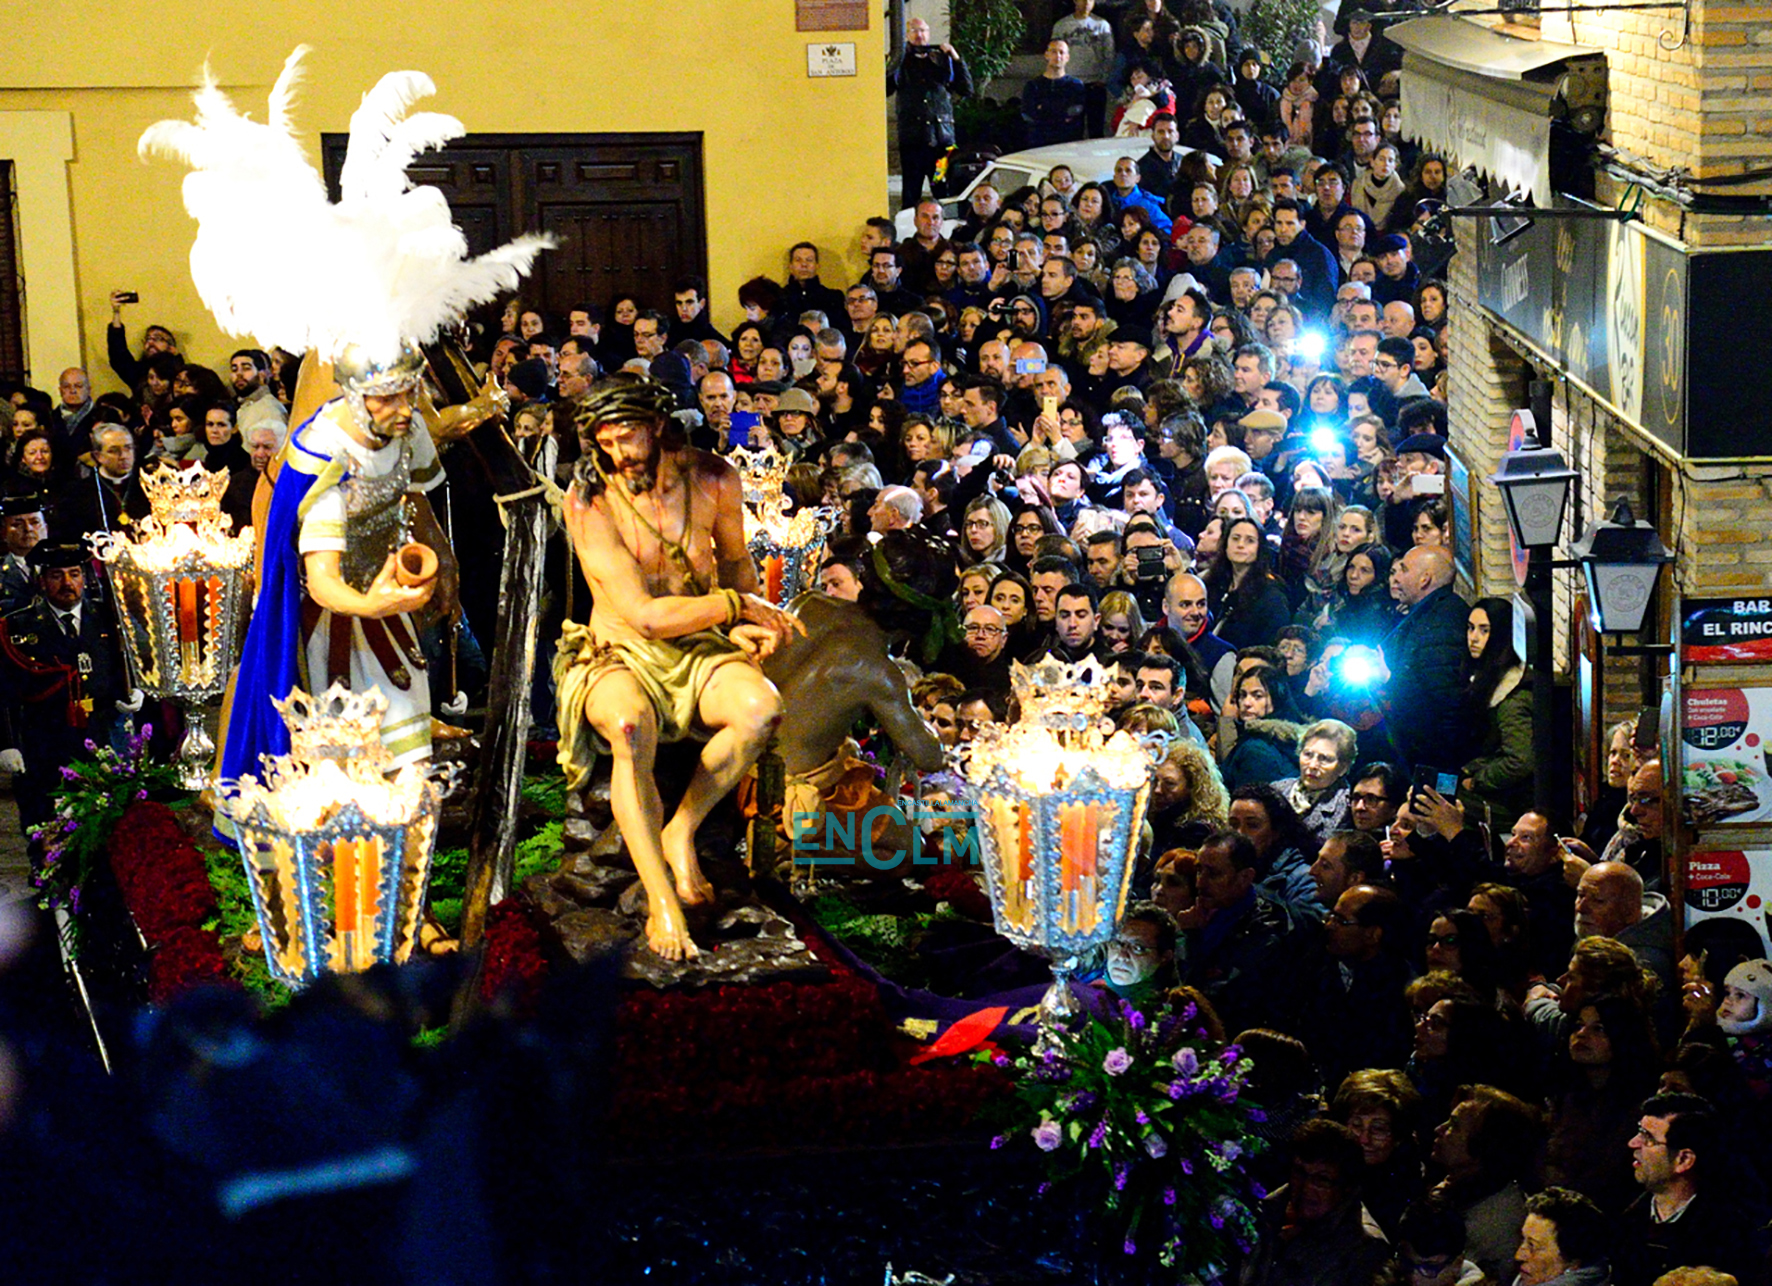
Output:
[1720, 959, 1772, 1036]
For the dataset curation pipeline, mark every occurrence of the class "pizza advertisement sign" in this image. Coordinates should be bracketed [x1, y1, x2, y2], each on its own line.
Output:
[1682, 597, 1772, 664]
[1686, 849, 1772, 954]
[1680, 688, 1772, 825]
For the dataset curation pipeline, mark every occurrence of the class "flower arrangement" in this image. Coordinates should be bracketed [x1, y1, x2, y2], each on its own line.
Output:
[32, 725, 185, 918]
[983, 996, 1266, 1280]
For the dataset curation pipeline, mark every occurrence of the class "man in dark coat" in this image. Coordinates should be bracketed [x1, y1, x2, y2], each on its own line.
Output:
[1379, 544, 1469, 772]
[889, 17, 974, 208]
[0, 542, 135, 842]
[1179, 830, 1303, 1035]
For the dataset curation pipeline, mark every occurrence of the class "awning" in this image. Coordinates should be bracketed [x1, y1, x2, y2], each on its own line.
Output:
[1390, 16, 1606, 202]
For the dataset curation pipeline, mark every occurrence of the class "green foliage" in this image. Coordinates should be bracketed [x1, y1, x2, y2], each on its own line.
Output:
[1240, 0, 1323, 81]
[202, 842, 291, 1012]
[806, 893, 962, 990]
[521, 775, 568, 820]
[950, 0, 1027, 91]
[35, 728, 185, 914]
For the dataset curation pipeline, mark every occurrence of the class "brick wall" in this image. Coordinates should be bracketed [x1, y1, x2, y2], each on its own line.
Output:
[1537, 0, 1772, 247]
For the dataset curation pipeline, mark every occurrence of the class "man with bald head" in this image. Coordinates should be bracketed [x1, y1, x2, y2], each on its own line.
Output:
[1164, 569, 1235, 704]
[54, 368, 95, 450]
[1378, 545, 1469, 770]
[1576, 859, 1672, 985]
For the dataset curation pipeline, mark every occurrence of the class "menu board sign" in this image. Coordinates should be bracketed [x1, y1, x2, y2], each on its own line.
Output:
[1686, 848, 1772, 953]
[1680, 688, 1772, 825]
[1683, 597, 1772, 664]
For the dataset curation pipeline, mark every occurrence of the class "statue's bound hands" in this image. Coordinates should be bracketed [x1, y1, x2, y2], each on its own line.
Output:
[739, 593, 805, 644]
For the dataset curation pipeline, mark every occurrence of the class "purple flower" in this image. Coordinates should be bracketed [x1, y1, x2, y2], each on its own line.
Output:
[991, 1053, 1010, 1067]
[1113, 1164, 1129, 1192]
[1219, 1141, 1242, 1162]
[59, 767, 77, 781]
[990, 1134, 1007, 1150]
[1162, 1187, 1177, 1207]
[1144, 1133, 1168, 1159]
[1127, 1007, 1146, 1030]
[135, 790, 148, 801]
[1248, 1107, 1267, 1122]
[1037, 1182, 1051, 1195]
[1032, 1120, 1063, 1152]
[1168, 1081, 1185, 1100]
[1134, 1109, 1150, 1126]
[1209, 1211, 1225, 1229]
[1122, 1237, 1137, 1256]
[1181, 1158, 1194, 1175]
[1103, 1047, 1131, 1076]
[1251, 1181, 1268, 1200]
[1088, 1118, 1109, 1148]
[1173, 1046, 1199, 1075]
[1220, 1045, 1243, 1065]
[1181, 1001, 1198, 1022]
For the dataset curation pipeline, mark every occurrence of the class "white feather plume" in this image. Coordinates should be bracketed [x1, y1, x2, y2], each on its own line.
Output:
[140, 48, 554, 363]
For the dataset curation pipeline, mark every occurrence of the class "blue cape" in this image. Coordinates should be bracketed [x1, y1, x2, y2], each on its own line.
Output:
[218, 410, 338, 787]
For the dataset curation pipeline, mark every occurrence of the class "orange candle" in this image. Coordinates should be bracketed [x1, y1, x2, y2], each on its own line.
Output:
[175, 578, 199, 644]
[766, 554, 784, 603]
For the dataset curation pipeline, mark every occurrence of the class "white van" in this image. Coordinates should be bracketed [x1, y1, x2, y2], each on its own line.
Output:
[895, 137, 1217, 239]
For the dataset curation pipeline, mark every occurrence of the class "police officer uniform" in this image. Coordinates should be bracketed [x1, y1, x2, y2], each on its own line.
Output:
[0, 542, 127, 839]
[0, 492, 48, 616]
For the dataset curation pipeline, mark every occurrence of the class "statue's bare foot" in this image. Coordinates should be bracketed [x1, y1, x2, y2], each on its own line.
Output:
[645, 900, 700, 961]
[661, 822, 716, 906]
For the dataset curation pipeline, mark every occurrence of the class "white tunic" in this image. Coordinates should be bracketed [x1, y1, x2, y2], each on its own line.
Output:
[293, 407, 442, 766]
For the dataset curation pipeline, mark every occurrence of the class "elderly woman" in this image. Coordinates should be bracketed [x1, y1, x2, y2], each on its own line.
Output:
[1330, 1068, 1425, 1239]
[1274, 718, 1359, 847]
[1512, 1188, 1612, 1286]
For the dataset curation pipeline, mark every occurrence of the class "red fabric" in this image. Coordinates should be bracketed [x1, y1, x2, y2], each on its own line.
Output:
[108, 802, 231, 1003]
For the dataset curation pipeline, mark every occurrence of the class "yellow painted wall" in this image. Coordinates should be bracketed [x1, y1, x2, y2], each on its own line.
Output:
[0, 1, 885, 392]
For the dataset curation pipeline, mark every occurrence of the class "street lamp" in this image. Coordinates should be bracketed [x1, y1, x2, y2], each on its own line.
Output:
[1570, 499, 1676, 635]
[1487, 421, 1579, 550]
[1487, 409, 1578, 820]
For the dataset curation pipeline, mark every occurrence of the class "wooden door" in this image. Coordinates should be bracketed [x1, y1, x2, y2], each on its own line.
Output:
[321, 133, 707, 326]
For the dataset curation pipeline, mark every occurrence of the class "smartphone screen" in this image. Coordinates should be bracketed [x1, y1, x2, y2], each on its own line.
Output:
[728, 409, 760, 449]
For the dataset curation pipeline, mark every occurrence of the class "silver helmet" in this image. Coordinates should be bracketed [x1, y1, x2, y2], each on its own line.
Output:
[335, 339, 427, 436]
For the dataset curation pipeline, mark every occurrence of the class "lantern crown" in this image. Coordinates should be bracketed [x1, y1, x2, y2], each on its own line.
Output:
[1010, 656, 1118, 733]
[274, 683, 394, 767]
[141, 462, 232, 529]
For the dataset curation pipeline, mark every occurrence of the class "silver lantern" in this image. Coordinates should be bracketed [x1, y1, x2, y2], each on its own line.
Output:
[958, 657, 1167, 1054]
[92, 466, 253, 788]
[215, 682, 457, 987]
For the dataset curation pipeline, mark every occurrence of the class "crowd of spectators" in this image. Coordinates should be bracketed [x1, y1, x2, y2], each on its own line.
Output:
[2, 8, 1758, 1278]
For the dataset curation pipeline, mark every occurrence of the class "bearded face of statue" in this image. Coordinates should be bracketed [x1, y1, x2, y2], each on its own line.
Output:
[594, 415, 665, 494]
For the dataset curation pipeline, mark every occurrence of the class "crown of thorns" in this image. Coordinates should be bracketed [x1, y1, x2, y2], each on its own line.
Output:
[572, 373, 677, 433]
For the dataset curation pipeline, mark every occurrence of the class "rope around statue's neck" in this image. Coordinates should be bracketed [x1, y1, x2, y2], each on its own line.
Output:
[870, 543, 961, 666]
[589, 451, 707, 597]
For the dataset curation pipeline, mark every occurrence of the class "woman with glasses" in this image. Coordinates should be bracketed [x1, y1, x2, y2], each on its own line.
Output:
[958, 494, 1010, 569]
[1331, 1069, 1425, 1239]
[929, 249, 959, 294]
[1107, 258, 1160, 328]
[1003, 503, 1058, 576]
